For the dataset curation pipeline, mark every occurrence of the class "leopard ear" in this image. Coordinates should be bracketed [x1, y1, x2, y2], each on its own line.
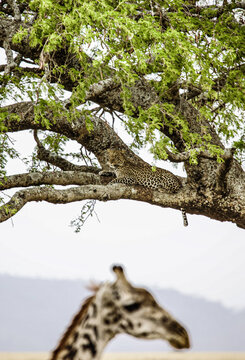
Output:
[119, 149, 128, 160]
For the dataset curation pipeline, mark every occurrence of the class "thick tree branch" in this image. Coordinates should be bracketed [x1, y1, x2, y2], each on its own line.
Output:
[85, 78, 120, 102]
[1, 183, 244, 228]
[0, 184, 144, 223]
[83, 79, 224, 154]
[2, 101, 143, 169]
[0, 182, 197, 225]
[0, 170, 101, 190]
[165, 147, 235, 163]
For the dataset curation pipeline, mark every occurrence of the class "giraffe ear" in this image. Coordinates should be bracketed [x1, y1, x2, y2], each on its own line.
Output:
[112, 265, 130, 286]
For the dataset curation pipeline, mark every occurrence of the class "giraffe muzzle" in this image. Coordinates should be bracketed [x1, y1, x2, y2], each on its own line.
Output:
[167, 321, 190, 349]
[169, 330, 190, 349]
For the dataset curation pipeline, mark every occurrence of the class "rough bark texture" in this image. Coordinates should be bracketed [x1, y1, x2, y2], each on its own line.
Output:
[0, 0, 245, 229]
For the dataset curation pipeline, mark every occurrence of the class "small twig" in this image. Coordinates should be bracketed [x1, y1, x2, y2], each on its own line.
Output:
[115, 112, 126, 124]
[80, 147, 89, 166]
[91, 106, 103, 115]
[0, 190, 12, 200]
[70, 200, 100, 232]
[111, 111, 116, 129]
[33, 129, 43, 148]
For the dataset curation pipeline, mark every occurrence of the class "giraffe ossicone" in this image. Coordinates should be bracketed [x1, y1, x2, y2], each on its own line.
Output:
[51, 265, 190, 360]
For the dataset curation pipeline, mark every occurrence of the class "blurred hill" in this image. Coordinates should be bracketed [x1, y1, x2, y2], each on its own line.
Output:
[0, 275, 244, 352]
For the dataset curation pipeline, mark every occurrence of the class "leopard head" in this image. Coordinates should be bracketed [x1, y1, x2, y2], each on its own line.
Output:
[106, 149, 128, 170]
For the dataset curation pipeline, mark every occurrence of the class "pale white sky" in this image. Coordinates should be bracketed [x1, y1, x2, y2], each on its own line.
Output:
[0, 50, 245, 312]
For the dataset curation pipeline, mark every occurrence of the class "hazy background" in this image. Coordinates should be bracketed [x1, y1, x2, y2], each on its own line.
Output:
[1, 274, 245, 352]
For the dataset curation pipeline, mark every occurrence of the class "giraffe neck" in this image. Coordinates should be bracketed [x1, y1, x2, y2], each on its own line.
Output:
[51, 290, 119, 360]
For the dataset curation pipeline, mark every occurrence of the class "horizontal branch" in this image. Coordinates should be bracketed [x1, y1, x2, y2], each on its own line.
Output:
[1, 181, 244, 229]
[0, 183, 190, 224]
[0, 170, 101, 190]
[165, 147, 234, 163]
[85, 78, 120, 101]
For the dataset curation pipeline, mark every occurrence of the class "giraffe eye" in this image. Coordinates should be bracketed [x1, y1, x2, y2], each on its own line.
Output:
[123, 302, 142, 312]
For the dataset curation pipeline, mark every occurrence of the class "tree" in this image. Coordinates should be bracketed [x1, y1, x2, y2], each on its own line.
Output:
[0, 0, 245, 229]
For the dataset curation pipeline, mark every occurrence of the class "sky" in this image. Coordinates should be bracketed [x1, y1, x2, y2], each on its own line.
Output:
[0, 50, 245, 312]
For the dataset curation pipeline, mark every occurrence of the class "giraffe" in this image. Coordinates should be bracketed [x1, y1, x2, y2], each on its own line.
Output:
[51, 265, 190, 360]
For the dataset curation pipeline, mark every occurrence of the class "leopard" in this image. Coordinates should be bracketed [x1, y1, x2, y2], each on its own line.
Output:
[106, 148, 188, 227]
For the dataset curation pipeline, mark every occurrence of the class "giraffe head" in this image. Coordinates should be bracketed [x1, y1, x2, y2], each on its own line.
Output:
[99, 265, 190, 350]
[51, 265, 190, 360]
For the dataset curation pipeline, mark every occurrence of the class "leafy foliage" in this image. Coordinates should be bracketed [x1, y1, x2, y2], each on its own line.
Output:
[1, 0, 245, 168]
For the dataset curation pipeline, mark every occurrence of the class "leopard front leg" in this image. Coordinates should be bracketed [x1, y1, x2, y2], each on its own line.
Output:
[99, 170, 115, 177]
[110, 177, 138, 186]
